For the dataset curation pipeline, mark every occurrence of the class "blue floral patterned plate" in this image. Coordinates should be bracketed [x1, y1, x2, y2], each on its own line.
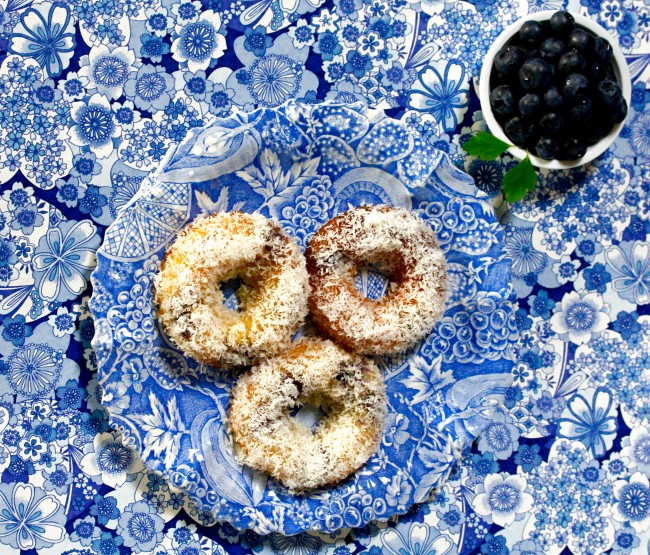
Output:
[89, 101, 517, 536]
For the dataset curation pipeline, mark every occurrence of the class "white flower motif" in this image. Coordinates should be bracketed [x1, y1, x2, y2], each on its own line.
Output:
[7, 1, 75, 78]
[111, 100, 142, 130]
[385, 474, 413, 509]
[557, 387, 618, 458]
[600, 0, 624, 27]
[407, 0, 446, 16]
[47, 306, 78, 337]
[550, 291, 610, 345]
[630, 114, 650, 158]
[168, 521, 199, 549]
[622, 427, 650, 476]
[69, 93, 121, 159]
[119, 359, 149, 393]
[18, 435, 47, 462]
[0, 406, 8, 434]
[171, 0, 202, 24]
[477, 413, 520, 460]
[101, 381, 130, 412]
[117, 500, 165, 553]
[80, 432, 143, 488]
[57, 71, 89, 101]
[78, 45, 138, 100]
[124, 65, 175, 112]
[0, 482, 66, 550]
[472, 473, 534, 526]
[358, 31, 385, 58]
[70, 515, 101, 546]
[552, 255, 580, 285]
[145, 6, 173, 37]
[376, 43, 399, 70]
[25, 400, 52, 421]
[613, 473, 650, 532]
[605, 241, 650, 305]
[32, 219, 101, 302]
[2, 183, 34, 208]
[339, 21, 364, 48]
[311, 8, 339, 32]
[288, 19, 315, 49]
[391, 14, 412, 44]
[603, 453, 628, 480]
[171, 11, 226, 72]
[381, 521, 453, 555]
[6, 343, 63, 399]
[407, 60, 470, 132]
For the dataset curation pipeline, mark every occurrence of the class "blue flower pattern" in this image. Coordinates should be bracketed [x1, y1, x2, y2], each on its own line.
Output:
[0, 0, 645, 552]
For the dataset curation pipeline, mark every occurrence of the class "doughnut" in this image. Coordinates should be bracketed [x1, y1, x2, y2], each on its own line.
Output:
[154, 212, 309, 368]
[229, 337, 387, 491]
[305, 205, 447, 355]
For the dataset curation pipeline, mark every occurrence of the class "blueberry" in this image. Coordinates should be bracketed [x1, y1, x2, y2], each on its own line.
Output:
[505, 116, 537, 146]
[535, 137, 559, 159]
[587, 61, 613, 82]
[519, 58, 553, 91]
[557, 51, 586, 76]
[490, 85, 517, 117]
[560, 137, 587, 159]
[540, 38, 567, 63]
[580, 121, 606, 145]
[493, 71, 509, 84]
[539, 112, 564, 137]
[519, 21, 547, 46]
[569, 96, 593, 121]
[550, 11, 575, 37]
[608, 96, 628, 124]
[593, 36, 613, 62]
[568, 28, 595, 54]
[597, 79, 623, 107]
[519, 93, 543, 117]
[544, 86, 565, 110]
[494, 45, 527, 77]
[519, 44, 541, 58]
[563, 73, 589, 100]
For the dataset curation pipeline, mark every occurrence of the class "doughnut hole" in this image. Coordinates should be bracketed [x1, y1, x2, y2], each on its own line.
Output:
[220, 276, 244, 311]
[289, 394, 329, 432]
[354, 258, 395, 300]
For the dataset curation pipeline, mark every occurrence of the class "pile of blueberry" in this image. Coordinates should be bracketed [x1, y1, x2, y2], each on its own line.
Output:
[489, 11, 628, 161]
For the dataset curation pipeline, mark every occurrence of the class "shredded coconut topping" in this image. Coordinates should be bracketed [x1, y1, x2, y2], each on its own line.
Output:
[229, 337, 387, 491]
[154, 212, 309, 368]
[305, 205, 448, 354]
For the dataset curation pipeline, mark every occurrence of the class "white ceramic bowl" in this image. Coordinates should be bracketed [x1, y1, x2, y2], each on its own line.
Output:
[479, 10, 632, 169]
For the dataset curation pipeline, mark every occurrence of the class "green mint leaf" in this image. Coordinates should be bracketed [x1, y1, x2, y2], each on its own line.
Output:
[502, 155, 538, 203]
[462, 132, 512, 160]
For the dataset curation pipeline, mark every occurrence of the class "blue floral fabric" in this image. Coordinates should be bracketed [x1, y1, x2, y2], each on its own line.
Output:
[0, 0, 647, 552]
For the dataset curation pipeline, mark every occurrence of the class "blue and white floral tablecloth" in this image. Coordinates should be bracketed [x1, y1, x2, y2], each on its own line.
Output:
[0, 0, 649, 553]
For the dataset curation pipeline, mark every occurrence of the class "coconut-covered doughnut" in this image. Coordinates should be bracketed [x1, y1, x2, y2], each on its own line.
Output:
[229, 337, 387, 491]
[305, 205, 448, 355]
[154, 212, 309, 368]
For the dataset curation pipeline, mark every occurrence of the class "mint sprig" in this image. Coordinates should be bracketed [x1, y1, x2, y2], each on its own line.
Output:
[462, 132, 538, 203]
